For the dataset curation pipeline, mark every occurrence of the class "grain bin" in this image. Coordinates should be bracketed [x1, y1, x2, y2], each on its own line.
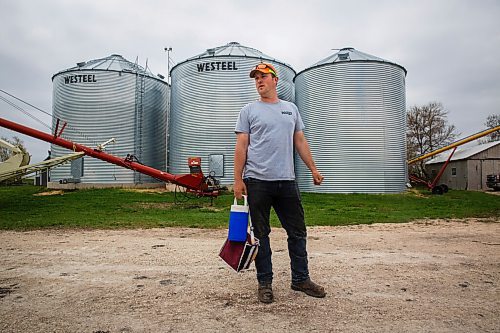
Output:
[169, 42, 295, 184]
[295, 47, 407, 193]
[51, 54, 168, 185]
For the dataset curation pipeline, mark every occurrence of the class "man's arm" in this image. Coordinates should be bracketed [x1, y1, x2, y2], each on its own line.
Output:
[294, 131, 324, 185]
[234, 132, 249, 199]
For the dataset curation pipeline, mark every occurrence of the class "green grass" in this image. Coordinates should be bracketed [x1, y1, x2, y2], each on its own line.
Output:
[0, 185, 498, 230]
[301, 190, 499, 226]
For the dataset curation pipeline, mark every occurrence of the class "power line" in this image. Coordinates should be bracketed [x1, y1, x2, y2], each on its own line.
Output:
[0, 95, 51, 130]
[0, 89, 100, 148]
[0, 89, 52, 118]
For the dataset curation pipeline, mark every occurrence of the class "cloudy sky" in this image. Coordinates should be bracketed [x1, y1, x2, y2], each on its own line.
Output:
[1, 0, 499, 163]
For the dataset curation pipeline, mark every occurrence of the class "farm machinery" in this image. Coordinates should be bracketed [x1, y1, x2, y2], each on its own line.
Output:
[0, 117, 223, 198]
[407, 126, 500, 194]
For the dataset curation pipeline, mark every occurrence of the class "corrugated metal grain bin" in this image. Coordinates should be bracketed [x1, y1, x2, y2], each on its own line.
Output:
[51, 54, 169, 184]
[169, 42, 295, 184]
[295, 48, 407, 193]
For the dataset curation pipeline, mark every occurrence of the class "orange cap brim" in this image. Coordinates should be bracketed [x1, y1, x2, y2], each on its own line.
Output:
[249, 68, 277, 78]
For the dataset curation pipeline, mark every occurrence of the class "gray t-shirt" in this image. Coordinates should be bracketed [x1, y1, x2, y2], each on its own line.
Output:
[235, 100, 305, 181]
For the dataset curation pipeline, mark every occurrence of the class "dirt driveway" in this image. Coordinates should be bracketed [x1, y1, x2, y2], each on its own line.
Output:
[1, 219, 499, 333]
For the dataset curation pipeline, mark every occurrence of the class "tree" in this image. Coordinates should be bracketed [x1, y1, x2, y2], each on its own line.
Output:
[480, 114, 500, 143]
[0, 136, 27, 162]
[406, 102, 459, 179]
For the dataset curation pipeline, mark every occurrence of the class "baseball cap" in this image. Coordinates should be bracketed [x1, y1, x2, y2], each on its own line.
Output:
[249, 63, 278, 78]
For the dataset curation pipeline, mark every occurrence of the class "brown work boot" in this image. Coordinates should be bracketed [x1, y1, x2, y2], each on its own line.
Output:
[291, 278, 326, 298]
[258, 282, 274, 303]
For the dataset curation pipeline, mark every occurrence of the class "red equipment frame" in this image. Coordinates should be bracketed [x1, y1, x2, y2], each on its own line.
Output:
[409, 147, 457, 194]
[0, 117, 220, 197]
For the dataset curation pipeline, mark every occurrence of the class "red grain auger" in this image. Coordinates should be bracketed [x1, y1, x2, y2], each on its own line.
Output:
[0, 117, 223, 197]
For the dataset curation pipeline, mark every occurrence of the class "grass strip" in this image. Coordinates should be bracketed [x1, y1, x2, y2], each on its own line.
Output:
[0, 186, 498, 230]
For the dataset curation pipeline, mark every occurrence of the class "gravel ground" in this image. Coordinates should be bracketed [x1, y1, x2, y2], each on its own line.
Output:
[0, 218, 499, 333]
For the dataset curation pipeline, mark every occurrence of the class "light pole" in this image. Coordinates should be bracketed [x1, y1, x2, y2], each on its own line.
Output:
[164, 47, 172, 84]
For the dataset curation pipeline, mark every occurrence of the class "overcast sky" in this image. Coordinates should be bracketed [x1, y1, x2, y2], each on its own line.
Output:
[1, 0, 499, 163]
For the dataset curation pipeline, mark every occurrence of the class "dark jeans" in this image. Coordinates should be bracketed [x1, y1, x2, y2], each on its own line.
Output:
[244, 178, 309, 284]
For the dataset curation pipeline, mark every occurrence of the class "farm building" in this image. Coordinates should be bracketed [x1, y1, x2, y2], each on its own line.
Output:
[425, 141, 500, 190]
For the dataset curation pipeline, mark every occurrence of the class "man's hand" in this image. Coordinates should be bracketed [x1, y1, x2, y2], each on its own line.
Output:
[233, 179, 247, 199]
[312, 170, 324, 185]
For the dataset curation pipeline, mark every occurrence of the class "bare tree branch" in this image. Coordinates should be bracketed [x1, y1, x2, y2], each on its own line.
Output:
[0, 136, 27, 162]
[406, 102, 459, 179]
[479, 114, 500, 143]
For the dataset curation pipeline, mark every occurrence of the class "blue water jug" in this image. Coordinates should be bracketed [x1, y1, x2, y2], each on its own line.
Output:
[228, 195, 249, 242]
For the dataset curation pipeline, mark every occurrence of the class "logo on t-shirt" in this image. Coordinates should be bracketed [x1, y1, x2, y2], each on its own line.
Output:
[281, 111, 292, 115]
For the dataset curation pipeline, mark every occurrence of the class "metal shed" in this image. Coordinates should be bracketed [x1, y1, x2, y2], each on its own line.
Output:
[426, 141, 500, 190]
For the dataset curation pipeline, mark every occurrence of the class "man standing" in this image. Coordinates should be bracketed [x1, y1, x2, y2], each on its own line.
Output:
[234, 62, 326, 303]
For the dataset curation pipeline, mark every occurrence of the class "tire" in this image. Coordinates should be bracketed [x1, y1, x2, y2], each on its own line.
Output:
[440, 184, 449, 193]
[432, 186, 444, 195]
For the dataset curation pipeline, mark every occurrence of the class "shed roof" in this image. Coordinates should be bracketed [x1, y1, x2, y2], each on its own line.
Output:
[426, 141, 500, 164]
